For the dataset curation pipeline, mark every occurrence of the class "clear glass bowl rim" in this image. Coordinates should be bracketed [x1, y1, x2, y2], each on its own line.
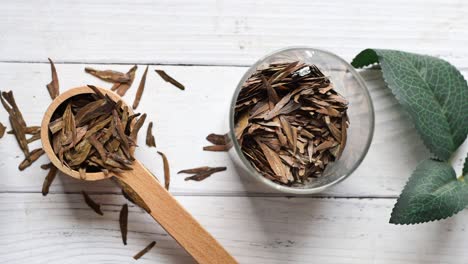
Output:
[228, 46, 375, 194]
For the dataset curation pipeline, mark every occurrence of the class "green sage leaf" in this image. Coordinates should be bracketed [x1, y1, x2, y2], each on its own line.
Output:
[390, 159, 468, 225]
[352, 49, 468, 160]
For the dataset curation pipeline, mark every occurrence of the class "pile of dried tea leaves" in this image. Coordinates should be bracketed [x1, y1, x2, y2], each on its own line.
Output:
[48, 85, 146, 177]
[234, 62, 348, 185]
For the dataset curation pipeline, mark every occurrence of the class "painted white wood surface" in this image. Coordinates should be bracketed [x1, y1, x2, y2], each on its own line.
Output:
[1, 0, 468, 263]
[2, 194, 468, 264]
[1, 63, 465, 197]
[0, 0, 467, 67]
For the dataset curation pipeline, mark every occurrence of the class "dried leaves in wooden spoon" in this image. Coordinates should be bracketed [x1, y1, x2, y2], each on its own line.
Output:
[85, 67, 130, 83]
[48, 86, 147, 174]
[46, 58, 60, 99]
[234, 62, 349, 186]
[146, 122, 156, 147]
[41, 164, 58, 196]
[82, 191, 103, 216]
[203, 133, 232, 152]
[178, 166, 227, 181]
[133, 241, 156, 260]
[155, 70, 185, 90]
[132, 66, 149, 110]
[119, 204, 128, 245]
[157, 151, 170, 190]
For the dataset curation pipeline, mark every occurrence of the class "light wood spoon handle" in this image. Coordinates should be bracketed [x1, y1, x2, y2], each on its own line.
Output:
[118, 160, 237, 264]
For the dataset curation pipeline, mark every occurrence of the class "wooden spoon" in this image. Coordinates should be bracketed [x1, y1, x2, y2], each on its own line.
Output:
[40, 86, 237, 264]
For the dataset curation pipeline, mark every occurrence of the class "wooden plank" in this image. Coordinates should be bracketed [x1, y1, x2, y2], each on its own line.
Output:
[1, 193, 468, 263]
[0, 63, 466, 196]
[0, 0, 467, 67]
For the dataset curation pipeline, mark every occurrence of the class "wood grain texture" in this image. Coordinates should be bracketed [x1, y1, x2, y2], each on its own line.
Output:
[0, 0, 467, 67]
[118, 160, 237, 263]
[1, 193, 468, 264]
[0, 62, 466, 196]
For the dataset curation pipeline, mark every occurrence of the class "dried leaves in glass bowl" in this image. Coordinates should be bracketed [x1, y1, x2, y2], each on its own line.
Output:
[233, 61, 349, 186]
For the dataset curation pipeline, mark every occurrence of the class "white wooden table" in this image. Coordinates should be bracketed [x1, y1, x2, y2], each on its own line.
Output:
[1, 1, 467, 263]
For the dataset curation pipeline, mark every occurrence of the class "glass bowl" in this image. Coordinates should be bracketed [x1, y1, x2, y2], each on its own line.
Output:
[227, 47, 374, 194]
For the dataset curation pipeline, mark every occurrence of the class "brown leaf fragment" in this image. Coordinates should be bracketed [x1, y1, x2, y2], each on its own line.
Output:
[46, 58, 60, 99]
[179, 166, 227, 181]
[203, 144, 232, 152]
[133, 241, 156, 260]
[113, 65, 138, 96]
[85, 67, 130, 83]
[146, 122, 156, 147]
[26, 132, 41, 144]
[315, 140, 335, 152]
[132, 66, 149, 110]
[130, 113, 147, 141]
[119, 204, 128, 245]
[19, 148, 45, 171]
[112, 176, 151, 213]
[41, 162, 53, 170]
[155, 69, 185, 90]
[82, 191, 103, 216]
[256, 140, 288, 183]
[0, 122, 5, 138]
[41, 165, 58, 196]
[206, 133, 230, 145]
[157, 151, 170, 191]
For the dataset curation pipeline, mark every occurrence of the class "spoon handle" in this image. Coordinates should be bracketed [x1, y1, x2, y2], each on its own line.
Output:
[118, 160, 237, 264]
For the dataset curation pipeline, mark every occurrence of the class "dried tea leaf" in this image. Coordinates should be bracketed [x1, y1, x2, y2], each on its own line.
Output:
[203, 145, 231, 152]
[179, 166, 226, 181]
[157, 151, 170, 191]
[113, 65, 138, 96]
[119, 204, 128, 245]
[19, 148, 45, 171]
[85, 67, 130, 83]
[155, 69, 185, 90]
[112, 176, 151, 213]
[146, 122, 156, 147]
[1, 92, 30, 157]
[40, 162, 53, 170]
[46, 58, 59, 99]
[132, 66, 149, 110]
[82, 191, 103, 216]
[256, 141, 288, 183]
[130, 113, 147, 141]
[0, 122, 5, 138]
[206, 133, 229, 145]
[133, 241, 156, 260]
[41, 165, 58, 196]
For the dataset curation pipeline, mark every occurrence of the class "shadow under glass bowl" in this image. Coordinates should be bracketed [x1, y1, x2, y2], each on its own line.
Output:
[227, 47, 375, 194]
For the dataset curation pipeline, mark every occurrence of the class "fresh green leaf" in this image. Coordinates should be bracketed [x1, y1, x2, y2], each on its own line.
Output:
[352, 49, 468, 160]
[390, 159, 468, 225]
